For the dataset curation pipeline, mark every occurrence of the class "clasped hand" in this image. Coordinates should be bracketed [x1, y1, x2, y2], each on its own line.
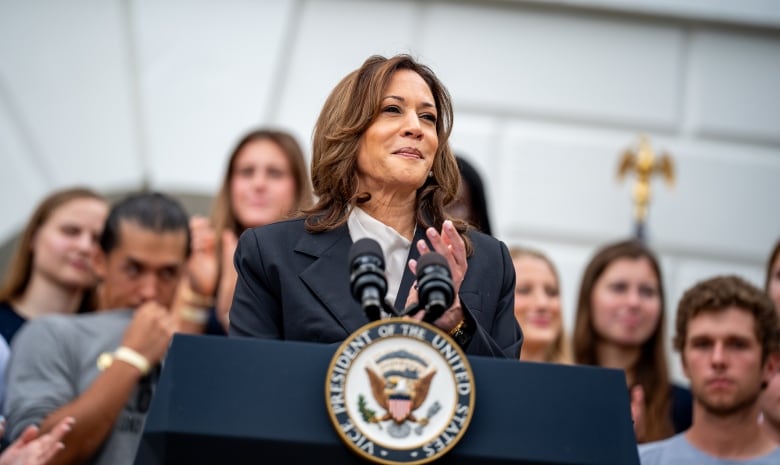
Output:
[404, 220, 467, 333]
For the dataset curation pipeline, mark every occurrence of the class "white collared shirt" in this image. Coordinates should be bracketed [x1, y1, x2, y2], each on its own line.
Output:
[347, 207, 413, 309]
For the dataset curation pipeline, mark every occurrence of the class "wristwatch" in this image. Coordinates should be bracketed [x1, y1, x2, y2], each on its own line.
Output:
[97, 346, 151, 376]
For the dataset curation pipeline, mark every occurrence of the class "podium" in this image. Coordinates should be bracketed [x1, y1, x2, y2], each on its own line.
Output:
[134, 334, 638, 465]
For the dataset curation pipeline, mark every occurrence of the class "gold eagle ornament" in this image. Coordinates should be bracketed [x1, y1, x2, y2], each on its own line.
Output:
[617, 135, 675, 223]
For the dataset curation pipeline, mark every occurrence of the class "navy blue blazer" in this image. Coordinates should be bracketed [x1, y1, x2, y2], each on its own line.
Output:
[228, 217, 522, 358]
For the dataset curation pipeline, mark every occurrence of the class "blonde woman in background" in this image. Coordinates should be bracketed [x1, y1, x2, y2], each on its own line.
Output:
[510, 247, 571, 364]
[0, 187, 107, 407]
[175, 129, 313, 333]
[0, 187, 107, 344]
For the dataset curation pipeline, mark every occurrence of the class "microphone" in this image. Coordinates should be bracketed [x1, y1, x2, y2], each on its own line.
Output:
[415, 252, 455, 323]
[349, 238, 388, 322]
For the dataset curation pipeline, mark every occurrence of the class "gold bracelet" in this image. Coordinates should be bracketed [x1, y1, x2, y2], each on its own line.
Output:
[449, 319, 466, 337]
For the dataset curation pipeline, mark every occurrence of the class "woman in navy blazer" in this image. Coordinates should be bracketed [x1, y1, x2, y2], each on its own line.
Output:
[228, 54, 522, 358]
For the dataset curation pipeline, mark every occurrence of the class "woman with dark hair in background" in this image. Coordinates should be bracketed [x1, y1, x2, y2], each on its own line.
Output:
[175, 128, 313, 333]
[445, 155, 492, 236]
[0, 187, 106, 408]
[572, 239, 691, 443]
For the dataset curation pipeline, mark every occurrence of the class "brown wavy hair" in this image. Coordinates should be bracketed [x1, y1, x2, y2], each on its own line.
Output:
[211, 128, 313, 237]
[572, 239, 672, 442]
[675, 275, 779, 362]
[306, 54, 472, 253]
[510, 246, 572, 364]
[0, 187, 106, 312]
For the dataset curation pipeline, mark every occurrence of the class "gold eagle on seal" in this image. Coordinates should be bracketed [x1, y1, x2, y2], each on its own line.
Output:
[365, 365, 436, 425]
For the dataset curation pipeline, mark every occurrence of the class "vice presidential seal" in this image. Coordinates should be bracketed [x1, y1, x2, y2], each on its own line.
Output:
[325, 320, 475, 465]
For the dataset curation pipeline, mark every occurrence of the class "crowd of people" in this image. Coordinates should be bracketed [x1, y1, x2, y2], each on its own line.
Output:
[0, 53, 778, 465]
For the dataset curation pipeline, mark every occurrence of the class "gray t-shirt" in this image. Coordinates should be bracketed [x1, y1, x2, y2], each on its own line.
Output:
[639, 433, 780, 465]
[4, 309, 154, 465]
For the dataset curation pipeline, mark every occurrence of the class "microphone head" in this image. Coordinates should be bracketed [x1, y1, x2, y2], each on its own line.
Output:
[349, 238, 388, 321]
[415, 252, 450, 279]
[415, 252, 454, 322]
[349, 238, 385, 269]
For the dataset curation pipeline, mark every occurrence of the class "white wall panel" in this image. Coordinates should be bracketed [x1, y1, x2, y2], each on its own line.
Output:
[422, 2, 684, 129]
[0, 107, 48, 239]
[448, 113, 502, 235]
[490, 122, 779, 262]
[134, 0, 298, 192]
[688, 30, 780, 144]
[496, 122, 638, 241]
[649, 140, 780, 260]
[521, 0, 780, 28]
[0, 0, 142, 192]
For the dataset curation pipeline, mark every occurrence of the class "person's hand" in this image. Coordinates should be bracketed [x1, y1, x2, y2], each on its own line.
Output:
[120, 302, 176, 366]
[215, 230, 239, 329]
[405, 220, 468, 332]
[0, 416, 74, 465]
[219, 230, 239, 289]
[630, 384, 646, 442]
[186, 216, 219, 296]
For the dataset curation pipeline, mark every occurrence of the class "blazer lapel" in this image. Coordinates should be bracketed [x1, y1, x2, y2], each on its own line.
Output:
[295, 226, 366, 335]
[393, 226, 428, 313]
